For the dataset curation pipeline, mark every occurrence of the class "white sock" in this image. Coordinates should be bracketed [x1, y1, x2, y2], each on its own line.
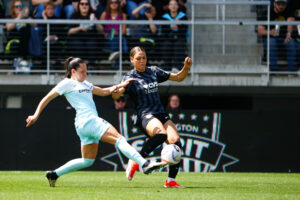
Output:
[115, 136, 147, 166]
[167, 177, 175, 183]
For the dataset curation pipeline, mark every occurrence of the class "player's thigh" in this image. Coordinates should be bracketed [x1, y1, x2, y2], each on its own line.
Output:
[81, 143, 98, 159]
[145, 117, 167, 137]
[164, 120, 180, 144]
[101, 125, 121, 145]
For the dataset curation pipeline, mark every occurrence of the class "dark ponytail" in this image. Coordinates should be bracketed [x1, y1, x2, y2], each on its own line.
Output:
[64, 57, 85, 78]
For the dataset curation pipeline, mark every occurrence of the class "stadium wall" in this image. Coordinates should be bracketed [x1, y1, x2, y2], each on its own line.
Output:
[1, 107, 299, 173]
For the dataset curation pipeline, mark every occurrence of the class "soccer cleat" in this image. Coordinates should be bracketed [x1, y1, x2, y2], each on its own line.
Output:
[142, 160, 168, 175]
[126, 159, 139, 181]
[45, 171, 58, 187]
[164, 180, 185, 188]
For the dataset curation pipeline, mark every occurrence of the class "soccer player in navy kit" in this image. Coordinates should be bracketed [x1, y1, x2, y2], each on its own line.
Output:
[112, 46, 192, 188]
[26, 57, 165, 187]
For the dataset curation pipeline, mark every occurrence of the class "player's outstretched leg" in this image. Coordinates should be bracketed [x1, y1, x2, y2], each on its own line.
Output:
[45, 171, 58, 187]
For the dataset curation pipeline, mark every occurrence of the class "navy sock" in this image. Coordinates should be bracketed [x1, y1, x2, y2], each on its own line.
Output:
[140, 134, 167, 158]
[168, 141, 182, 179]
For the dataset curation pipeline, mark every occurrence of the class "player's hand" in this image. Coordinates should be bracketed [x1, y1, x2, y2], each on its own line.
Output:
[184, 57, 192, 69]
[112, 78, 135, 93]
[118, 78, 135, 88]
[26, 115, 37, 127]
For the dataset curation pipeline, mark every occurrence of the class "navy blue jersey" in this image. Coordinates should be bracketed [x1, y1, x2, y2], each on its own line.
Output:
[122, 66, 170, 118]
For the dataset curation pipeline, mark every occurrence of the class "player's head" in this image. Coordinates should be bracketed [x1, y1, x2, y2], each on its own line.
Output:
[65, 57, 87, 82]
[130, 46, 147, 71]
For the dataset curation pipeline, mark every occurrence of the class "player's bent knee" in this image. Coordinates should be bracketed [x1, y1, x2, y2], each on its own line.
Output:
[167, 135, 180, 144]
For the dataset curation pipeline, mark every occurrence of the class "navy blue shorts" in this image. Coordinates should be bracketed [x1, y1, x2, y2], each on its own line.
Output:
[139, 113, 170, 136]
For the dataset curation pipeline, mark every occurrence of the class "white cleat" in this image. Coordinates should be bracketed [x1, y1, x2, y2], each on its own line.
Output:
[142, 160, 168, 174]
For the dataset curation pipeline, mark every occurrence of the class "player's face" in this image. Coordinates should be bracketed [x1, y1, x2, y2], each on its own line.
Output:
[130, 51, 147, 72]
[72, 63, 87, 82]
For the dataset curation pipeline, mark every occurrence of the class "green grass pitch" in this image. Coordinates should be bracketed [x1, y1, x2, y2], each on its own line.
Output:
[0, 171, 299, 200]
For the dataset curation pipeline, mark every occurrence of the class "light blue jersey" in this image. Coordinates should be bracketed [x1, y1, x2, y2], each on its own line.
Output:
[54, 78, 111, 145]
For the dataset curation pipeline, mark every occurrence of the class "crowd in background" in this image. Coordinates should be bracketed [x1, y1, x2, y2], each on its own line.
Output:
[0, 0, 188, 71]
[257, 0, 300, 71]
[2, 0, 300, 72]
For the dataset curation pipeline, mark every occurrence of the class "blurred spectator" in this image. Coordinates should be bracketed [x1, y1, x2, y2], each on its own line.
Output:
[166, 94, 181, 110]
[257, 0, 296, 71]
[178, 0, 186, 12]
[94, 0, 126, 19]
[131, 2, 157, 56]
[0, 0, 5, 18]
[6, 0, 32, 63]
[288, 0, 300, 68]
[113, 95, 127, 110]
[151, 0, 168, 20]
[152, 0, 185, 20]
[100, 0, 128, 64]
[94, 0, 106, 19]
[0, 0, 5, 54]
[127, 0, 149, 20]
[5, 0, 31, 18]
[62, 0, 77, 19]
[67, 0, 103, 65]
[161, 0, 187, 71]
[31, 0, 63, 19]
[39, 2, 66, 62]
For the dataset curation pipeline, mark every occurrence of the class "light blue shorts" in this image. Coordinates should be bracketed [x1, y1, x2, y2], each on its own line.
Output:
[75, 116, 111, 145]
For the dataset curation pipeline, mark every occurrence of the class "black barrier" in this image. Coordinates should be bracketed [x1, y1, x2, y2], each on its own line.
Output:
[0, 109, 299, 172]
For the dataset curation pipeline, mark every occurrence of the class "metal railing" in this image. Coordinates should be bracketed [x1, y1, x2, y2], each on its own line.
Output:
[1, 0, 300, 86]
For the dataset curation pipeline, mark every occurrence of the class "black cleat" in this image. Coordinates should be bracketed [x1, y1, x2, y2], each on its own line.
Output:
[45, 171, 58, 187]
[142, 160, 168, 175]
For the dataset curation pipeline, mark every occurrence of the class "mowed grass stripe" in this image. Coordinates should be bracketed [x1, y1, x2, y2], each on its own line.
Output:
[0, 171, 299, 200]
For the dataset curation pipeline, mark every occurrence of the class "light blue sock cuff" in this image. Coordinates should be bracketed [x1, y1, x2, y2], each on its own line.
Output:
[115, 136, 146, 167]
[115, 136, 125, 146]
[82, 158, 95, 166]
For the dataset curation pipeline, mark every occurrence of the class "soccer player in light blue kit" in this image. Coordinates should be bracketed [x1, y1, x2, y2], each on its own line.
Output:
[26, 57, 165, 187]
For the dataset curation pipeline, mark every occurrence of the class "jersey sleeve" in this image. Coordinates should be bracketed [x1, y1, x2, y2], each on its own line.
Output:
[53, 78, 73, 95]
[121, 73, 133, 92]
[153, 66, 170, 83]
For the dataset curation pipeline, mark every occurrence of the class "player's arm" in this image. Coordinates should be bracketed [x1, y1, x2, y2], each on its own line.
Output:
[26, 89, 59, 127]
[93, 78, 135, 97]
[169, 57, 192, 82]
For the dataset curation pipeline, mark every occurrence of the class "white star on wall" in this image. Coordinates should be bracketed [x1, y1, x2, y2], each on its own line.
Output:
[203, 115, 209, 122]
[202, 128, 209, 134]
[131, 127, 138, 134]
[191, 114, 198, 120]
[178, 113, 185, 120]
[168, 113, 173, 119]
